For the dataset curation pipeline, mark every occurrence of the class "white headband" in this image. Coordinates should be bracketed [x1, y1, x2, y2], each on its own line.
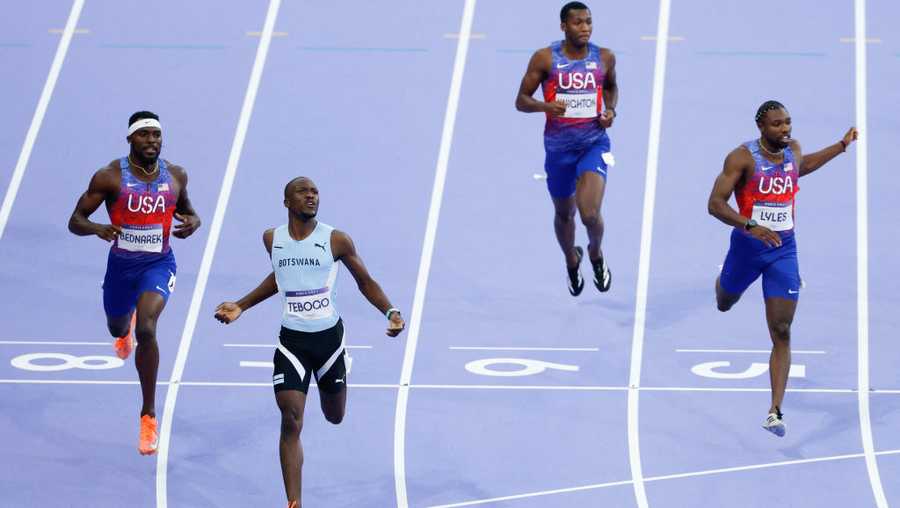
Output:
[128, 118, 162, 136]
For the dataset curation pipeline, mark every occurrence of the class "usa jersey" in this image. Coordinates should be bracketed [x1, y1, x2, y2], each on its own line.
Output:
[109, 158, 177, 259]
[735, 140, 799, 237]
[541, 41, 606, 152]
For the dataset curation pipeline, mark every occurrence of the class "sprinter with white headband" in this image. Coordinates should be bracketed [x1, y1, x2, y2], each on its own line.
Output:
[68, 110, 202, 455]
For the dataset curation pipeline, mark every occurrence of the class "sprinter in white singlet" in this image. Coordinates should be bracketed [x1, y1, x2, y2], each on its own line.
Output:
[213, 177, 404, 508]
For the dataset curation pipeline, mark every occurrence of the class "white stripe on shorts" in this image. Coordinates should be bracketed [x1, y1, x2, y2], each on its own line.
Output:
[316, 325, 346, 380]
[276, 342, 306, 381]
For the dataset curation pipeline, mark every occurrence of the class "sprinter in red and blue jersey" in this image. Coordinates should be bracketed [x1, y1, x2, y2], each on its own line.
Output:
[516, 1, 618, 296]
[708, 100, 857, 437]
[68, 111, 201, 455]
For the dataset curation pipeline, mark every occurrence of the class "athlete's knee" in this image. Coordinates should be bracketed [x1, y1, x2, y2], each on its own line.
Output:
[107, 321, 129, 338]
[578, 208, 602, 228]
[554, 207, 576, 223]
[280, 406, 304, 436]
[770, 322, 791, 343]
[324, 408, 344, 425]
[715, 280, 738, 311]
[716, 295, 736, 312]
[134, 318, 157, 343]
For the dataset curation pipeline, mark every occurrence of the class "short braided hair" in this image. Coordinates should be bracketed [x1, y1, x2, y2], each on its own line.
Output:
[755, 100, 785, 123]
[560, 1, 589, 22]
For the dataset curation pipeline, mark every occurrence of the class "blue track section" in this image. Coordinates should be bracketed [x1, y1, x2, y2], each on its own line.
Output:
[0, 1, 898, 507]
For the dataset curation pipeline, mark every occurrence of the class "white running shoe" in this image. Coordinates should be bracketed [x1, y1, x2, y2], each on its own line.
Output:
[762, 412, 786, 437]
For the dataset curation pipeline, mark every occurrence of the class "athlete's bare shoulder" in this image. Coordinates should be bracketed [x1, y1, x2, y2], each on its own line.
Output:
[725, 144, 755, 176]
[263, 228, 275, 255]
[164, 160, 188, 184]
[89, 159, 123, 193]
[599, 47, 616, 73]
[329, 229, 355, 260]
[529, 47, 553, 70]
[164, 160, 185, 175]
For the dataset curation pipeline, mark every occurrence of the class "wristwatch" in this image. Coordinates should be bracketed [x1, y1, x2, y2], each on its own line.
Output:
[744, 219, 758, 231]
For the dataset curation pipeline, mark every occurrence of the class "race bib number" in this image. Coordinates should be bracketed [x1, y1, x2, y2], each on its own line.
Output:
[285, 288, 333, 320]
[752, 203, 794, 231]
[557, 91, 598, 119]
[117, 224, 164, 253]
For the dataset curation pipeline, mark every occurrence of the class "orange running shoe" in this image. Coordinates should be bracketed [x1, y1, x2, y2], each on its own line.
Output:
[286, 501, 299, 508]
[138, 415, 159, 456]
[113, 313, 136, 360]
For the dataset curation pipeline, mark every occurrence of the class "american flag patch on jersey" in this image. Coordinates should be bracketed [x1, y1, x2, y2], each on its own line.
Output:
[784, 162, 794, 172]
[158, 183, 169, 192]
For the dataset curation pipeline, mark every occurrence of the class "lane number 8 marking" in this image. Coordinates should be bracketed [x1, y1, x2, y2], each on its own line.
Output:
[11, 353, 124, 372]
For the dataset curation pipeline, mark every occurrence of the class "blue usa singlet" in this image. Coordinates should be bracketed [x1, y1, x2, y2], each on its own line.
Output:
[540, 40, 606, 153]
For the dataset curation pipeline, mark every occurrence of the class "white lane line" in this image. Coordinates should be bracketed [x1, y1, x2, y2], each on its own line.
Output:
[3, 379, 887, 394]
[238, 361, 272, 368]
[224, 343, 372, 349]
[0, 379, 147, 385]
[427, 479, 633, 508]
[854, 1, 887, 506]
[642, 386, 855, 394]
[0, 340, 109, 346]
[426, 448, 900, 508]
[393, 1, 476, 506]
[0, 0, 84, 240]
[627, 0, 671, 506]
[449, 346, 599, 352]
[181, 381, 398, 389]
[154, 1, 282, 507]
[675, 348, 826, 354]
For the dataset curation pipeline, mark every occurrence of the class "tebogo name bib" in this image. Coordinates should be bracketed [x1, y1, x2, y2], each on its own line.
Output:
[284, 288, 334, 320]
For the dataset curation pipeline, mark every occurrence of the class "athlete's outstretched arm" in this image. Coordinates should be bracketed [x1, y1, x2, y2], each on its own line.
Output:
[708, 148, 782, 247]
[331, 230, 405, 337]
[598, 49, 617, 129]
[214, 229, 278, 324]
[515, 48, 566, 117]
[68, 166, 121, 241]
[796, 127, 857, 177]
[169, 165, 201, 239]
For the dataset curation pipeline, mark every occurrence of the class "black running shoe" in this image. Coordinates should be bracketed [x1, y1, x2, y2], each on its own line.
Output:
[592, 255, 611, 292]
[567, 246, 585, 297]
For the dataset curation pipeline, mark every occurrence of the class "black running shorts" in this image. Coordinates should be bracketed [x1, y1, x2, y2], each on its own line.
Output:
[273, 319, 347, 394]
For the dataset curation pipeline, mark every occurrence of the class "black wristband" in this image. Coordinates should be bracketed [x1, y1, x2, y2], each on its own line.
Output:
[839, 139, 847, 152]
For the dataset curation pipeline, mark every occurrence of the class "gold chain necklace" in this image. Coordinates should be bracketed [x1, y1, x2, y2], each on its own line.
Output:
[128, 155, 159, 176]
[758, 138, 784, 156]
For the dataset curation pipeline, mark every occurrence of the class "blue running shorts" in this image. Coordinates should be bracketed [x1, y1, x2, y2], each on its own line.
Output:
[543, 132, 611, 199]
[719, 229, 801, 300]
